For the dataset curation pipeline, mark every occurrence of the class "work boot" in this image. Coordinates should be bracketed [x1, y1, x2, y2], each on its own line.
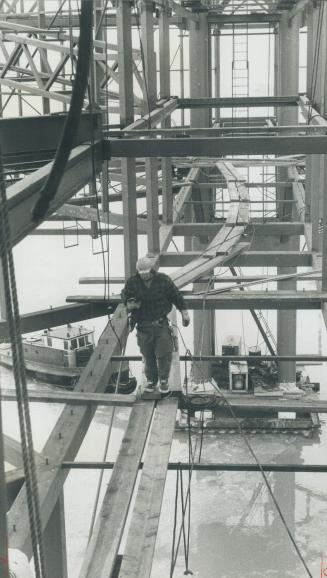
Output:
[144, 381, 157, 393]
[159, 379, 170, 394]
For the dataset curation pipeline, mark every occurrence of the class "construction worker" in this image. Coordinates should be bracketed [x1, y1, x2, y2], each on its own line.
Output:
[122, 256, 190, 394]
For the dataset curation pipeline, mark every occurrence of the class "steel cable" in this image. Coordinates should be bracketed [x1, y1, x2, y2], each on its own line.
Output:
[175, 325, 314, 578]
[0, 150, 46, 578]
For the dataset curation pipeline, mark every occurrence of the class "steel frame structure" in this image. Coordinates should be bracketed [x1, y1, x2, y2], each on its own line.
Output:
[1, 1, 327, 577]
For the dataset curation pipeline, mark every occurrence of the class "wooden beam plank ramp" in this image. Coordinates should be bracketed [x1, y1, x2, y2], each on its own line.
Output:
[119, 398, 178, 578]
[79, 400, 155, 578]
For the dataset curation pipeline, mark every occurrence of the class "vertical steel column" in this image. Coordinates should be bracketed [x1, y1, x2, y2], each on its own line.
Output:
[38, 0, 50, 115]
[94, 0, 110, 214]
[0, 404, 9, 578]
[318, 8, 327, 291]
[179, 28, 185, 127]
[322, 158, 327, 292]
[0, 261, 6, 322]
[0, 145, 9, 578]
[43, 491, 67, 578]
[140, 0, 157, 112]
[214, 26, 220, 123]
[159, 2, 173, 224]
[87, 7, 99, 240]
[309, 4, 322, 251]
[276, 13, 300, 384]
[141, 0, 160, 253]
[305, 3, 314, 231]
[117, 0, 138, 277]
[189, 12, 214, 381]
[189, 14, 210, 128]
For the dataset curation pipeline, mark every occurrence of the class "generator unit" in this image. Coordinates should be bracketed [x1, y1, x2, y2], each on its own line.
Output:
[229, 361, 249, 393]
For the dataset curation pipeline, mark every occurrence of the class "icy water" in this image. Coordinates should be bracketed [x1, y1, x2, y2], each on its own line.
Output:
[2, 235, 327, 578]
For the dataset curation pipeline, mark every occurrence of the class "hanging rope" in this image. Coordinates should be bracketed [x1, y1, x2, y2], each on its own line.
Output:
[0, 148, 46, 578]
[32, 0, 93, 223]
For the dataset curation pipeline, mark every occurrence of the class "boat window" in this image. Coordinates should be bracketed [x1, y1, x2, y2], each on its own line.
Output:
[79, 337, 85, 347]
[85, 335, 90, 344]
[64, 340, 69, 350]
[71, 339, 77, 349]
[47, 337, 52, 347]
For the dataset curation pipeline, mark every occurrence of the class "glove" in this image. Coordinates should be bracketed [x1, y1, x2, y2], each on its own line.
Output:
[126, 297, 141, 312]
[181, 310, 190, 327]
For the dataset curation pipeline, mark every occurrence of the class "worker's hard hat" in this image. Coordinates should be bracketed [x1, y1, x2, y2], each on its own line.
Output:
[136, 256, 153, 274]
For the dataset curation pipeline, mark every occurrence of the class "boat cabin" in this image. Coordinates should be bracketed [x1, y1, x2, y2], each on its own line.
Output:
[42, 325, 94, 352]
[22, 325, 95, 368]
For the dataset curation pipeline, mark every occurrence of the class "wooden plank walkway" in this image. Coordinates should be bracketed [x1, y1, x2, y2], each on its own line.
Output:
[79, 400, 155, 578]
[1, 389, 136, 407]
[119, 398, 178, 578]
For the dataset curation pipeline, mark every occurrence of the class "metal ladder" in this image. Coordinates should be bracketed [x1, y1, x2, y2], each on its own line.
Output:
[232, 22, 249, 124]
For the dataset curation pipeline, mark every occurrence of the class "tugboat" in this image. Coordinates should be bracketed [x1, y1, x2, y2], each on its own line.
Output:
[0, 324, 95, 387]
[0, 323, 138, 393]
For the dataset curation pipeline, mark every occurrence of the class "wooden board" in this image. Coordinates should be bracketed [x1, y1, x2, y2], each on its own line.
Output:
[119, 398, 178, 578]
[8, 305, 128, 556]
[1, 389, 136, 407]
[79, 400, 155, 578]
[170, 161, 250, 289]
[3, 434, 42, 468]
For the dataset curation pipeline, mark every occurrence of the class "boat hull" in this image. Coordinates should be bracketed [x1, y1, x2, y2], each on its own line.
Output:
[0, 352, 138, 393]
[0, 352, 80, 388]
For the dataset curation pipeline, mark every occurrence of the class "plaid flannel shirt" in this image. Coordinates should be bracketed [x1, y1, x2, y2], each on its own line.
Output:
[121, 271, 187, 324]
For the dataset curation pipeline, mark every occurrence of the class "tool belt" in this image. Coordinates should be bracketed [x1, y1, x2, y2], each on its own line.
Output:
[137, 316, 167, 328]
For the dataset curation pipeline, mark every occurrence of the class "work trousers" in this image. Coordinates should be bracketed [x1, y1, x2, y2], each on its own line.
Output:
[136, 319, 174, 384]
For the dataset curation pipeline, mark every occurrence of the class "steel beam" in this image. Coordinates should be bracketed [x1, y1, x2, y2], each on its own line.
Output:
[140, 0, 157, 113]
[189, 9, 213, 380]
[110, 353, 327, 363]
[107, 135, 327, 157]
[7, 143, 102, 246]
[159, 2, 173, 224]
[159, 250, 312, 267]
[79, 272, 322, 285]
[0, 113, 101, 166]
[140, 0, 160, 253]
[208, 13, 280, 24]
[61, 462, 327, 473]
[0, 12, 280, 27]
[54, 204, 148, 233]
[65, 291, 327, 310]
[178, 96, 298, 108]
[109, 126, 327, 137]
[276, 11, 300, 384]
[157, 0, 199, 22]
[124, 98, 178, 130]
[172, 222, 305, 236]
[0, 302, 111, 341]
